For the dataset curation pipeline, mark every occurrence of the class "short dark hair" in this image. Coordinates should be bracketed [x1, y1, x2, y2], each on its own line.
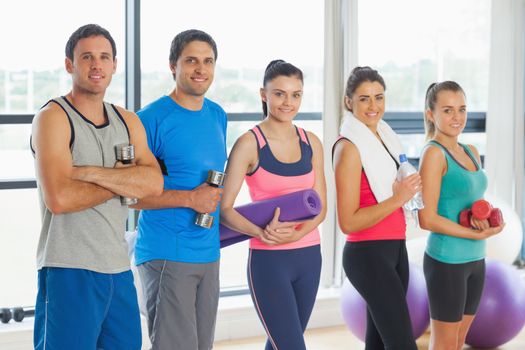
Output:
[261, 59, 304, 116]
[169, 29, 218, 79]
[424, 81, 466, 140]
[344, 66, 386, 112]
[65, 24, 116, 61]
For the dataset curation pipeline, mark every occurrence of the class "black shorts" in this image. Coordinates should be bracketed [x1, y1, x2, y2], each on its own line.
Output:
[423, 253, 485, 322]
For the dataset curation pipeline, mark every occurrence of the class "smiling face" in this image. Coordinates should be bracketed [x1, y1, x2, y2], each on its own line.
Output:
[171, 40, 215, 98]
[260, 75, 303, 122]
[426, 90, 467, 138]
[65, 35, 116, 96]
[345, 81, 385, 129]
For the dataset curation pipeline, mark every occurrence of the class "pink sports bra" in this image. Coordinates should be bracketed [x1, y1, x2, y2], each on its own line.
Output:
[245, 125, 321, 250]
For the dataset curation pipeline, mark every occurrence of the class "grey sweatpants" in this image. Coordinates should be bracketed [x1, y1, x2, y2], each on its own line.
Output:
[137, 260, 220, 350]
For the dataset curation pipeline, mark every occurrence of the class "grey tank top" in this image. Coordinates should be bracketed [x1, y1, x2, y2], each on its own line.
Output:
[36, 96, 131, 273]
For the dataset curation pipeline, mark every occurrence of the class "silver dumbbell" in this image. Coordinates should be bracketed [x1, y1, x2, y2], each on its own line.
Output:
[115, 143, 138, 206]
[195, 170, 226, 228]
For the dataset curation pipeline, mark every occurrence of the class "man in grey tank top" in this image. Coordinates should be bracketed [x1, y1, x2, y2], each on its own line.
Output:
[31, 24, 163, 350]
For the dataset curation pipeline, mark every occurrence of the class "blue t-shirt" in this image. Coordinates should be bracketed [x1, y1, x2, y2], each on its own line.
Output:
[135, 96, 227, 264]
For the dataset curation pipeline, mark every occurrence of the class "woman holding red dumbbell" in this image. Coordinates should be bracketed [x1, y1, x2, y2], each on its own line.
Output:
[418, 81, 504, 350]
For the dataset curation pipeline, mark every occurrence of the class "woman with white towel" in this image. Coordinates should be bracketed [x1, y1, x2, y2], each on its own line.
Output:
[333, 66, 420, 350]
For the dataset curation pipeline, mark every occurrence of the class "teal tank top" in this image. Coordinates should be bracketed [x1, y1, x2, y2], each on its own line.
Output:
[425, 141, 488, 264]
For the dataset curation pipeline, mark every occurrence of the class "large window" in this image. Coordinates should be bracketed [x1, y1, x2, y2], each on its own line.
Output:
[358, 0, 490, 158]
[141, 0, 324, 113]
[0, 1, 125, 308]
[0, 2, 125, 114]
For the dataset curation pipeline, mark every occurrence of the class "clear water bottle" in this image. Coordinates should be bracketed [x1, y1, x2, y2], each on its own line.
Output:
[396, 154, 424, 211]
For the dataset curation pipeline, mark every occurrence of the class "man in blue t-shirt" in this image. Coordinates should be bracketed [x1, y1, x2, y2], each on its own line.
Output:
[133, 29, 227, 350]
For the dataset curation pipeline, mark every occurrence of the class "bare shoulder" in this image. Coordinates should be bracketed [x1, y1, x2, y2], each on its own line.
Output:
[33, 101, 68, 126]
[32, 102, 71, 145]
[334, 138, 359, 160]
[306, 131, 323, 149]
[420, 143, 445, 163]
[31, 101, 73, 159]
[226, 130, 258, 166]
[235, 130, 258, 150]
[113, 105, 140, 126]
[420, 144, 447, 175]
[333, 138, 362, 172]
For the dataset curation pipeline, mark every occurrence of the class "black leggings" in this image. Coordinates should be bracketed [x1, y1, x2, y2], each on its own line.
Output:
[343, 240, 417, 350]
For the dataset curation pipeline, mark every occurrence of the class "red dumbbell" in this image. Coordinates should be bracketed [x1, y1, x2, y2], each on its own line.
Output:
[459, 199, 504, 228]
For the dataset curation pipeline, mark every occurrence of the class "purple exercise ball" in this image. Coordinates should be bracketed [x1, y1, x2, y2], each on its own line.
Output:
[466, 259, 525, 348]
[340, 263, 430, 341]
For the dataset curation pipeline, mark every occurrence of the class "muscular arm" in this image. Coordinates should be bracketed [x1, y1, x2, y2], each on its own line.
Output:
[334, 139, 418, 234]
[132, 188, 191, 210]
[32, 104, 115, 214]
[132, 185, 221, 212]
[71, 107, 163, 199]
[418, 145, 502, 239]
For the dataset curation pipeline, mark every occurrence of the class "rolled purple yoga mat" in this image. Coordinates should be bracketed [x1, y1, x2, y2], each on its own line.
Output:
[220, 189, 322, 248]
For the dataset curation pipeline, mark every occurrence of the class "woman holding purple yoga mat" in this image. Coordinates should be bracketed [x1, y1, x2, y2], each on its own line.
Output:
[220, 60, 327, 350]
[218, 189, 323, 248]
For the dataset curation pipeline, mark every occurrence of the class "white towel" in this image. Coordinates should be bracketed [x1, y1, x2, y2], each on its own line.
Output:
[339, 113, 404, 203]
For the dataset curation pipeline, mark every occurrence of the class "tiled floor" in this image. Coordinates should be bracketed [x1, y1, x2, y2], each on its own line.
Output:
[214, 325, 525, 350]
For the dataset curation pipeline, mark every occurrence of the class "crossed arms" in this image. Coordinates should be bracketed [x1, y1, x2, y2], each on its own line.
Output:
[31, 103, 163, 214]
